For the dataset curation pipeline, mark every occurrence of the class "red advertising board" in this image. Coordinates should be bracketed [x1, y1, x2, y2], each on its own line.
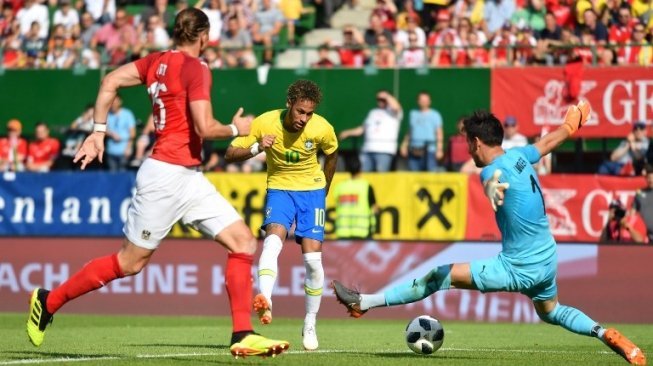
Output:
[1, 238, 652, 323]
[465, 174, 647, 242]
[491, 67, 653, 137]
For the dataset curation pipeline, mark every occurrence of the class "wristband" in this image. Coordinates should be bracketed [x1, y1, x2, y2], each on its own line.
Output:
[250, 143, 261, 156]
[93, 123, 107, 133]
[228, 124, 239, 137]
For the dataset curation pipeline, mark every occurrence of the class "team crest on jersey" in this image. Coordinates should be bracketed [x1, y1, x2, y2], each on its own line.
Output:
[265, 208, 272, 219]
[304, 139, 314, 150]
[141, 230, 151, 240]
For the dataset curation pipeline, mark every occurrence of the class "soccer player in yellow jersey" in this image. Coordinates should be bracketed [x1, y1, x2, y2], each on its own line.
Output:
[225, 80, 338, 351]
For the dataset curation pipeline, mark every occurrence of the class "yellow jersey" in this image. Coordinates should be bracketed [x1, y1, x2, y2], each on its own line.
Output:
[231, 109, 338, 191]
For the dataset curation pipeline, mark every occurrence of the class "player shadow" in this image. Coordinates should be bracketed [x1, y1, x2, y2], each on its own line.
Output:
[128, 343, 229, 350]
[369, 351, 480, 360]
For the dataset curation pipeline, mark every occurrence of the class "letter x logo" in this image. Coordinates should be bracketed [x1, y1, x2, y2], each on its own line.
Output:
[416, 188, 455, 230]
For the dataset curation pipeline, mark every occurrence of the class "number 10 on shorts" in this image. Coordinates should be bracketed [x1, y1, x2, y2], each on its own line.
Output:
[314, 208, 325, 227]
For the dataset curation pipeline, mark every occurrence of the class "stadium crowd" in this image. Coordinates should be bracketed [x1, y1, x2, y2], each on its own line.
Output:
[1, 0, 653, 69]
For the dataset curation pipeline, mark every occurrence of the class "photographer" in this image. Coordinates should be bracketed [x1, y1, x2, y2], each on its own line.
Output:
[633, 164, 653, 243]
[599, 200, 648, 244]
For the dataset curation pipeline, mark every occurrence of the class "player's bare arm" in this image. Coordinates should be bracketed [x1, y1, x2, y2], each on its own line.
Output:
[225, 134, 275, 163]
[190, 102, 251, 139]
[323, 151, 338, 196]
[534, 100, 590, 157]
[74, 62, 143, 170]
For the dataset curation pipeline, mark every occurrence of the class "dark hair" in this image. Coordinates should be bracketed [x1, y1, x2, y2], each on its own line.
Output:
[462, 110, 504, 147]
[173, 8, 210, 45]
[346, 155, 362, 175]
[287, 80, 322, 105]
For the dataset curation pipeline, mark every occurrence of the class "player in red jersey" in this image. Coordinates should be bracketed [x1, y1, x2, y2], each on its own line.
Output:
[25, 8, 290, 358]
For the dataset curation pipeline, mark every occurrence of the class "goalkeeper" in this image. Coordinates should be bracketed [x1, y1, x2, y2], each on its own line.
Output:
[333, 101, 646, 365]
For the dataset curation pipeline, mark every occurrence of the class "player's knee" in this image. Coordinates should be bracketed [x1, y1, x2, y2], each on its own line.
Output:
[536, 309, 558, 325]
[231, 234, 257, 255]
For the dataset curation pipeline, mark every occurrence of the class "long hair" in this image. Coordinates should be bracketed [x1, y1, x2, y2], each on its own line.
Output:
[462, 110, 504, 147]
[172, 8, 210, 46]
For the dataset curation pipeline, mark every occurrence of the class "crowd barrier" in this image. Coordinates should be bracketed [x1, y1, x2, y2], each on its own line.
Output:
[1, 238, 651, 323]
[0, 172, 647, 242]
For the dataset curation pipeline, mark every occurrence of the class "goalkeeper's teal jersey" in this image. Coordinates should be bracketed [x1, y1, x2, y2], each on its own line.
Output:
[480, 145, 556, 266]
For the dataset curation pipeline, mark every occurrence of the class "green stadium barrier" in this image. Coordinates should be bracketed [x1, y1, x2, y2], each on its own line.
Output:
[0, 68, 490, 148]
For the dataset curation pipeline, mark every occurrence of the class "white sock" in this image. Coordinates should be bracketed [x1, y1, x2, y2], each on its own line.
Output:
[303, 252, 323, 326]
[258, 234, 283, 306]
[360, 293, 387, 310]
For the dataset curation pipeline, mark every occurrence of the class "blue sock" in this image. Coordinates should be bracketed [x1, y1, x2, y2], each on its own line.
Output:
[384, 266, 451, 306]
[540, 303, 603, 338]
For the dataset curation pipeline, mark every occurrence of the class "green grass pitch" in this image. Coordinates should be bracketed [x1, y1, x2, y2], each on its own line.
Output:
[1, 313, 650, 365]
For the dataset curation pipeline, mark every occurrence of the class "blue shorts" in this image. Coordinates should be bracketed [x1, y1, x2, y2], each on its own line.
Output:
[263, 189, 326, 244]
[469, 253, 558, 301]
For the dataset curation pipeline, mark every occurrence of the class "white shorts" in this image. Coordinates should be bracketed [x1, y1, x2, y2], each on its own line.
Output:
[124, 158, 242, 250]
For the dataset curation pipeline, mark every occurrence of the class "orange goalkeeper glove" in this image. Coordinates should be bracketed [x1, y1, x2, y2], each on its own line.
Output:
[562, 100, 591, 136]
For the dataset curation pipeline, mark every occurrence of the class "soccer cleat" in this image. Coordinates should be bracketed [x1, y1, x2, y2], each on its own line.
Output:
[26, 288, 53, 347]
[331, 280, 367, 318]
[229, 334, 289, 358]
[253, 294, 272, 325]
[604, 328, 647, 365]
[302, 324, 319, 351]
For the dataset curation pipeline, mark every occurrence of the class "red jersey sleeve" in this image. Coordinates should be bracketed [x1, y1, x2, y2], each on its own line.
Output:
[184, 60, 211, 102]
[133, 52, 160, 83]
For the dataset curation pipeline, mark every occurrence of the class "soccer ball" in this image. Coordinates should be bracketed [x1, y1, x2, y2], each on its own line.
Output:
[405, 315, 444, 355]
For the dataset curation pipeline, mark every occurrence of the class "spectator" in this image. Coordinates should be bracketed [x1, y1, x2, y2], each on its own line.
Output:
[311, 44, 336, 67]
[372, 33, 396, 67]
[251, 0, 284, 64]
[483, 0, 516, 38]
[624, 23, 652, 65]
[83, 0, 116, 24]
[129, 114, 156, 168]
[371, 0, 397, 32]
[490, 21, 516, 66]
[452, 0, 485, 27]
[91, 8, 138, 66]
[396, 0, 420, 31]
[364, 13, 394, 47]
[599, 199, 647, 243]
[195, 0, 223, 46]
[105, 94, 136, 172]
[140, 14, 171, 50]
[511, 0, 546, 32]
[514, 26, 537, 65]
[398, 31, 427, 67]
[78, 11, 101, 49]
[52, 0, 80, 37]
[333, 156, 379, 239]
[220, 15, 257, 68]
[60, 104, 94, 166]
[339, 90, 403, 172]
[16, 0, 48, 38]
[464, 31, 490, 66]
[21, 21, 46, 59]
[279, 0, 311, 46]
[395, 15, 426, 52]
[330, 25, 368, 67]
[26, 122, 60, 172]
[634, 164, 653, 243]
[44, 34, 76, 68]
[400, 91, 443, 171]
[609, 7, 634, 64]
[501, 115, 528, 149]
[577, 9, 608, 45]
[446, 117, 474, 172]
[139, 0, 175, 35]
[598, 121, 649, 176]
[0, 4, 17, 38]
[202, 47, 223, 68]
[0, 119, 27, 172]
[534, 11, 562, 65]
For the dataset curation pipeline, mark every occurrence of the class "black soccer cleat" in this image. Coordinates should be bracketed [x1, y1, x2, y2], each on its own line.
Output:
[331, 280, 367, 318]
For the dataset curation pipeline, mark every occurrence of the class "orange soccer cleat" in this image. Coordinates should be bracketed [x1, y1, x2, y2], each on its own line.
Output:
[604, 328, 647, 365]
[252, 294, 272, 325]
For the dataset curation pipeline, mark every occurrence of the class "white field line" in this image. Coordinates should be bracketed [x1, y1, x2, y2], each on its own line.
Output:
[0, 348, 613, 365]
